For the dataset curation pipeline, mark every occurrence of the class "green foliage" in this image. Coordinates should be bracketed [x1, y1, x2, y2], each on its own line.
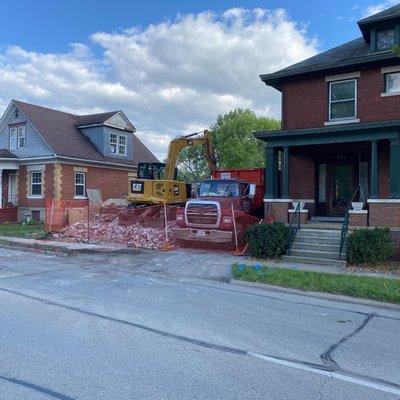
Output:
[177, 145, 211, 183]
[347, 228, 396, 265]
[177, 108, 280, 182]
[245, 222, 288, 259]
[232, 265, 400, 304]
[211, 109, 280, 168]
[23, 218, 38, 226]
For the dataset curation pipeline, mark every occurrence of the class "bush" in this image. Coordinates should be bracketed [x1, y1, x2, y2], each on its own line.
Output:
[246, 222, 288, 259]
[347, 227, 396, 265]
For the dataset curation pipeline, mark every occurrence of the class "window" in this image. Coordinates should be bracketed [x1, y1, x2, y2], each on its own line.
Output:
[14, 109, 19, 118]
[9, 125, 26, 149]
[385, 72, 400, 93]
[329, 79, 357, 121]
[109, 132, 127, 156]
[30, 171, 42, 196]
[109, 133, 118, 154]
[376, 27, 395, 51]
[18, 125, 26, 148]
[9, 127, 18, 150]
[118, 135, 126, 155]
[74, 172, 86, 197]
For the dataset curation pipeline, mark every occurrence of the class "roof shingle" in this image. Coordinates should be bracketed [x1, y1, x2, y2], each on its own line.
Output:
[13, 100, 158, 166]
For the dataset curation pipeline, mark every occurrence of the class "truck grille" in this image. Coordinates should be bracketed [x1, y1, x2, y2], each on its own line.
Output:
[185, 202, 220, 227]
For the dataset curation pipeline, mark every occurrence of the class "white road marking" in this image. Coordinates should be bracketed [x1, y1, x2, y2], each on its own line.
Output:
[248, 351, 400, 396]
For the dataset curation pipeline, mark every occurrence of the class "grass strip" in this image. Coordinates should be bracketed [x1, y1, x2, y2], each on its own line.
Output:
[232, 264, 400, 304]
[0, 224, 45, 238]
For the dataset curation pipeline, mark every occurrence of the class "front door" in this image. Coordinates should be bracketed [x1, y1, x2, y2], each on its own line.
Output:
[328, 164, 356, 216]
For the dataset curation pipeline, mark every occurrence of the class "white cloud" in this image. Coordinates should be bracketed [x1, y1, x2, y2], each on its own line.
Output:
[362, 0, 398, 17]
[0, 8, 318, 159]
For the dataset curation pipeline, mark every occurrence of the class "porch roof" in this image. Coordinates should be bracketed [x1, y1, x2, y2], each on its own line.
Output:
[0, 149, 17, 159]
[254, 120, 400, 147]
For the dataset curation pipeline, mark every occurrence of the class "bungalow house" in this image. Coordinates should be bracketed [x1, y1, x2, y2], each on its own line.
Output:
[255, 5, 400, 264]
[0, 100, 158, 222]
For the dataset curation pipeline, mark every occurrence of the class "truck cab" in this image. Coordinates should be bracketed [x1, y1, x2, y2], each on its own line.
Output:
[173, 168, 264, 246]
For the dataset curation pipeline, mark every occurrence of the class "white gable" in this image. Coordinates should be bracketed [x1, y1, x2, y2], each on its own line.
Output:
[105, 112, 130, 130]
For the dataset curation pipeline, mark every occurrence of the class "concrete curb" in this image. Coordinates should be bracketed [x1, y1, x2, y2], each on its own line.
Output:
[0, 236, 141, 255]
[231, 279, 400, 311]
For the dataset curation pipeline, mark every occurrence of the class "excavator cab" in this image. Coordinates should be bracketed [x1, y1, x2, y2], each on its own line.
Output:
[137, 162, 178, 180]
[126, 130, 215, 206]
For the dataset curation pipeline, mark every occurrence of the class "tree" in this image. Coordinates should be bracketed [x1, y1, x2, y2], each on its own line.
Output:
[177, 108, 280, 182]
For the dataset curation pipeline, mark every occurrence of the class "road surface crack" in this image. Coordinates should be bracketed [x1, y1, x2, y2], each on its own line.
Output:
[320, 313, 376, 367]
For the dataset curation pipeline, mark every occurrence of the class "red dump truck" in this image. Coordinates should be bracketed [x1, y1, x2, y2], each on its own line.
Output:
[173, 168, 265, 248]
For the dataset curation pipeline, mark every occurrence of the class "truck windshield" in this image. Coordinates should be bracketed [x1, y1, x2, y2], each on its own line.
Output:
[199, 180, 240, 197]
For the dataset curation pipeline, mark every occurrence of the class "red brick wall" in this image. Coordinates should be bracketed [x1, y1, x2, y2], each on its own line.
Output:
[282, 67, 400, 130]
[265, 201, 290, 224]
[18, 165, 54, 208]
[60, 164, 132, 201]
[349, 213, 368, 227]
[289, 154, 314, 199]
[369, 203, 400, 227]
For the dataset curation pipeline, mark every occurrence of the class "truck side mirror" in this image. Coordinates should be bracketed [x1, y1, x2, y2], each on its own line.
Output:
[249, 184, 256, 198]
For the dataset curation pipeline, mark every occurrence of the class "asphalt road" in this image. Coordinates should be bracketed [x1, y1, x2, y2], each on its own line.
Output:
[0, 248, 399, 399]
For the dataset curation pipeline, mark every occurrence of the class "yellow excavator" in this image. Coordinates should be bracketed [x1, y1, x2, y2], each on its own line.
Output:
[126, 130, 216, 206]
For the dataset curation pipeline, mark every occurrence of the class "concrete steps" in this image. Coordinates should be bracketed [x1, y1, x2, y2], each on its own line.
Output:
[285, 227, 347, 267]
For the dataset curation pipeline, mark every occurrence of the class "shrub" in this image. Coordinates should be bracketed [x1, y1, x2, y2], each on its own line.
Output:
[347, 227, 396, 265]
[246, 222, 288, 259]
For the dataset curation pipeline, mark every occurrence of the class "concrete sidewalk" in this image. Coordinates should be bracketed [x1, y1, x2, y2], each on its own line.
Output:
[0, 235, 139, 254]
[0, 235, 398, 280]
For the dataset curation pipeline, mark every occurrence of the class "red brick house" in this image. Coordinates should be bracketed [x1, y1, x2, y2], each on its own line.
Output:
[255, 4, 400, 229]
[0, 100, 158, 222]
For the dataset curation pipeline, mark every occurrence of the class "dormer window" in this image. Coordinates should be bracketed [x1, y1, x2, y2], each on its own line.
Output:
[109, 132, 127, 156]
[376, 27, 395, 51]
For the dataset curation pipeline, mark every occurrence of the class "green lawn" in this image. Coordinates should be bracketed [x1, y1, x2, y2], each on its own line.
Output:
[232, 264, 400, 304]
[0, 224, 45, 238]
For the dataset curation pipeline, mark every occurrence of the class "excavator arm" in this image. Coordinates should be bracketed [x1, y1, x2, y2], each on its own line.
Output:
[164, 130, 217, 180]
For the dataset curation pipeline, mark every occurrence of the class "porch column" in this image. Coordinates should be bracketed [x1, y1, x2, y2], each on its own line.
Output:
[265, 145, 277, 198]
[370, 140, 378, 199]
[282, 146, 290, 198]
[390, 138, 400, 198]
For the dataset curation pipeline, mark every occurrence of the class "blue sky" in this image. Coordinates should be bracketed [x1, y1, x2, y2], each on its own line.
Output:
[0, 0, 392, 53]
[0, 0, 396, 157]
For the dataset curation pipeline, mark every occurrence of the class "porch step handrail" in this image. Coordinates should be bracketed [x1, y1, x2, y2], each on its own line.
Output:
[287, 203, 301, 255]
[339, 207, 350, 261]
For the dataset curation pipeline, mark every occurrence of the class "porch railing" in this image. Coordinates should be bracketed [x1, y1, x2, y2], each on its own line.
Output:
[287, 203, 301, 255]
[339, 207, 350, 261]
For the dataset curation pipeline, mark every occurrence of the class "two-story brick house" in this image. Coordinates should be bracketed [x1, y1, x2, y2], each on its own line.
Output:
[0, 100, 158, 222]
[255, 4, 400, 229]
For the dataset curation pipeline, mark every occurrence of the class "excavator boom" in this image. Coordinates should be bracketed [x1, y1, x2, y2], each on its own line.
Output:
[164, 130, 216, 180]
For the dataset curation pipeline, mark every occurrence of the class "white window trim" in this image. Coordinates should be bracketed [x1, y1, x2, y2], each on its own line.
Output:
[109, 133, 118, 154]
[382, 71, 400, 96]
[118, 135, 127, 156]
[9, 127, 18, 150]
[328, 79, 357, 123]
[325, 72, 360, 82]
[109, 132, 127, 156]
[30, 170, 43, 198]
[381, 65, 400, 74]
[18, 125, 26, 148]
[381, 91, 400, 97]
[74, 171, 86, 198]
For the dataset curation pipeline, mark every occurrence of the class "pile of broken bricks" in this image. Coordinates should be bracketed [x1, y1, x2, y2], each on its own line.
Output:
[53, 213, 178, 250]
